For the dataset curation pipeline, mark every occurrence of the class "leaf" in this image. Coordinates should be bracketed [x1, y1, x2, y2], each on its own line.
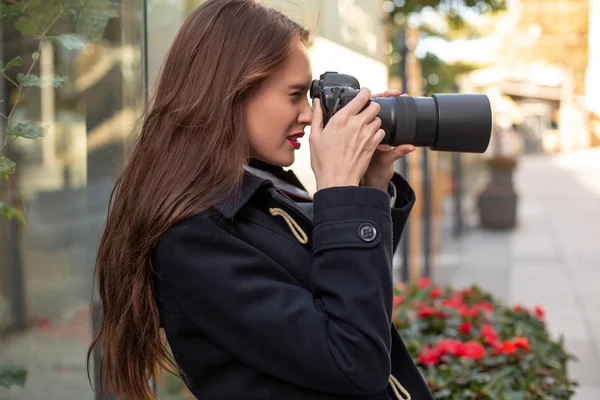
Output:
[0, 3, 26, 21]
[0, 156, 16, 180]
[15, 15, 37, 35]
[17, 73, 69, 88]
[32, 52, 40, 61]
[1, 56, 24, 72]
[0, 201, 26, 224]
[8, 122, 48, 140]
[44, 34, 86, 50]
[76, 1, 119, 41]
[0, 367, 27, 388]
[16, 73, 40, 87]
[13, 0, 62, 37]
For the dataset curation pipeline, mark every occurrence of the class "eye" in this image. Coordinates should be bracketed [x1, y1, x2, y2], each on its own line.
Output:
[290, 92, 303, 102]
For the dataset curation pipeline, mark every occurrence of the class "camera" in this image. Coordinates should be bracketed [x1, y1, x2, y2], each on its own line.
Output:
[309, 72, 492, 153]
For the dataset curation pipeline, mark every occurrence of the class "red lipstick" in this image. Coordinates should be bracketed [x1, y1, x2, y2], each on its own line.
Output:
[287, 132, 304, 150]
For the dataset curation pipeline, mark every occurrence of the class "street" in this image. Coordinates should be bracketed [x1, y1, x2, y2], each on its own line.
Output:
[439, 148, 600, 399]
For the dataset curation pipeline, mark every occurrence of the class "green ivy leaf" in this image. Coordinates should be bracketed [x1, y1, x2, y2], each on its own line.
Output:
[0, 202, 26, 224]
[16, 73, 40, 87]
[15, 15, 37, 36]
[0, 156, 16, 180]
[1, 56, 24, 72]
[8, 122, 48, 140]
[32, 52, 40, 61]
[0, 367, 27, 388]
[12, 0, 62, 37]
[76, 1, 118, 41]
[17, 73, 69, 88]
[0, 3, 26, 21]
[44, 34, 86, 50]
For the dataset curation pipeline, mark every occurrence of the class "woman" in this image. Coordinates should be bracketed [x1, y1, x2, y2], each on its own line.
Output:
[88, 0, 434, 399]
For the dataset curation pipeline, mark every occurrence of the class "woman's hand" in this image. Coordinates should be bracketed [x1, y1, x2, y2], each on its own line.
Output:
[310, 88, 385, 191]
[360, 89, 415, 192]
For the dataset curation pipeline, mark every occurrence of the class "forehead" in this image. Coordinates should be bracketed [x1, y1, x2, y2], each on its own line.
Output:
[275, 39, 312, 85]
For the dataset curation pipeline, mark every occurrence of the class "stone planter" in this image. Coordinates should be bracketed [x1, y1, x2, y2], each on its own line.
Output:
[477, 162, 518, 230]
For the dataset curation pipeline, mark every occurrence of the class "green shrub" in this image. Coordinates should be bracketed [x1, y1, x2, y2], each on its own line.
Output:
[393, 278, 578, 399]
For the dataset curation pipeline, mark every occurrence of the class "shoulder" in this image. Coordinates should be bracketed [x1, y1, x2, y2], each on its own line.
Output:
[153, 209, 235, 267]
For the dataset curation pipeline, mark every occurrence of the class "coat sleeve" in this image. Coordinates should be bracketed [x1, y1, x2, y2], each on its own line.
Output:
[390, 173, 416, 254]
[154, 186, 405, 396]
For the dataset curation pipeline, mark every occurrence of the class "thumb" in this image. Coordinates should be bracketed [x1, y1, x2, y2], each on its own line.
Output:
[311, 98, 324, 135]
[385, 144, 415, 164]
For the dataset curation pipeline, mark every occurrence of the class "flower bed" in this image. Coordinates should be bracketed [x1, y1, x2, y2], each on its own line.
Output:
[393, 278, 578, 399]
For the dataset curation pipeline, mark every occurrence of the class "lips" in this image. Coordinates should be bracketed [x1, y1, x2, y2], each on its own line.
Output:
[287, 132, 304, 150]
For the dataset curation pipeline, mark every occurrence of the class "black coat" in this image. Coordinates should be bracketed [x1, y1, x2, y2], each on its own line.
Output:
[153, 160, 434, 400]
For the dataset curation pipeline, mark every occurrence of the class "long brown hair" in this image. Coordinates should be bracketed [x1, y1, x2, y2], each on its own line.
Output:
[86, 1, 309, 398]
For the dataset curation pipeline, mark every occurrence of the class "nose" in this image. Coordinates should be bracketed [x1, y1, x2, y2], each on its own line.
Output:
[298, 97, 313, 126]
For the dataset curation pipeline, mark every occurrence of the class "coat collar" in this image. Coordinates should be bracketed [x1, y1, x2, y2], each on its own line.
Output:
[214, 171, 272, 218]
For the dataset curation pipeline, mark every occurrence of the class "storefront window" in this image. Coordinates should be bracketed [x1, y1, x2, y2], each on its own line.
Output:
[1, 1, 393, 398]
[1, 0, 143, 398]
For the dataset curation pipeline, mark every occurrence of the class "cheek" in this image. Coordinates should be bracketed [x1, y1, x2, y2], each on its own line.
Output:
[246, 99, 293, 141]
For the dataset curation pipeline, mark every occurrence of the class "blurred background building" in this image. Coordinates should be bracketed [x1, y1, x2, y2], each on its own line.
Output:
[0, 0, 598, 398]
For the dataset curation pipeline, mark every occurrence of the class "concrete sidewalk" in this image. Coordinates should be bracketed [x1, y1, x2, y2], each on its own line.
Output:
[437, 148, 600, 399]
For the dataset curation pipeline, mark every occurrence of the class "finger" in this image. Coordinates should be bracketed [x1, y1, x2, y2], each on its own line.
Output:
[359, 101, 381, 124]
[365, 116, 382, 133]
[371, 89, 401, 98]
[383, 89, 401, 97]
[339, 88, 371, 116]
[385, 145, 415, 163]
[311, 98, 323, 134]
[395, 144, 416, 153]
[370, 129, 386, 148]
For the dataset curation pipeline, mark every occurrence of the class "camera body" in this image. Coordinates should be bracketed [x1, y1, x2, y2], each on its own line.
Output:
[309, 71, 492, 153]
[310, 72, 369, 125]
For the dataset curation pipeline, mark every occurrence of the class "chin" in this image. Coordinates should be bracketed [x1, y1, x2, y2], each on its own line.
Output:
[259, 153, 294, 168]
[273, 155, 295, 167]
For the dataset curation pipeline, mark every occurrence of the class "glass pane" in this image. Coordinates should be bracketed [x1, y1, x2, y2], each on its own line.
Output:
[0, 0, 144, 398]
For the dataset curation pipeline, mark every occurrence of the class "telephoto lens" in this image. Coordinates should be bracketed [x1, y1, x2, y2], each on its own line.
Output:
[310, 72, 493, 153]
[372, 94, 492, 153]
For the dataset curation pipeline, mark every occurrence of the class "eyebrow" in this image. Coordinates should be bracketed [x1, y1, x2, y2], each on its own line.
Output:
[288, 82, 311, 91]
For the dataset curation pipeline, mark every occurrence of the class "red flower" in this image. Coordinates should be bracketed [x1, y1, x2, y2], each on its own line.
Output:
[459, 305, 478, 318]
[413, 300, 428, 309]
[498, 340, 518, 355]
[458, 321, 472, 334]
[513, 304, 525, 312]
[418, 346, 441, 366]
[535, 305, 545, 319]
[473, 301, 494, 313]
[480, 324, 500, 346]
[437, 339, 463, 356]
[419, 277, 431, 288]
[513, 337, 531, 352]
[416, 306, 436, 318]
[461, 341, 486, 360]
[393, 295, 404, 307]
[442, 294, 463, 308]
[429, 287, 442, 299]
